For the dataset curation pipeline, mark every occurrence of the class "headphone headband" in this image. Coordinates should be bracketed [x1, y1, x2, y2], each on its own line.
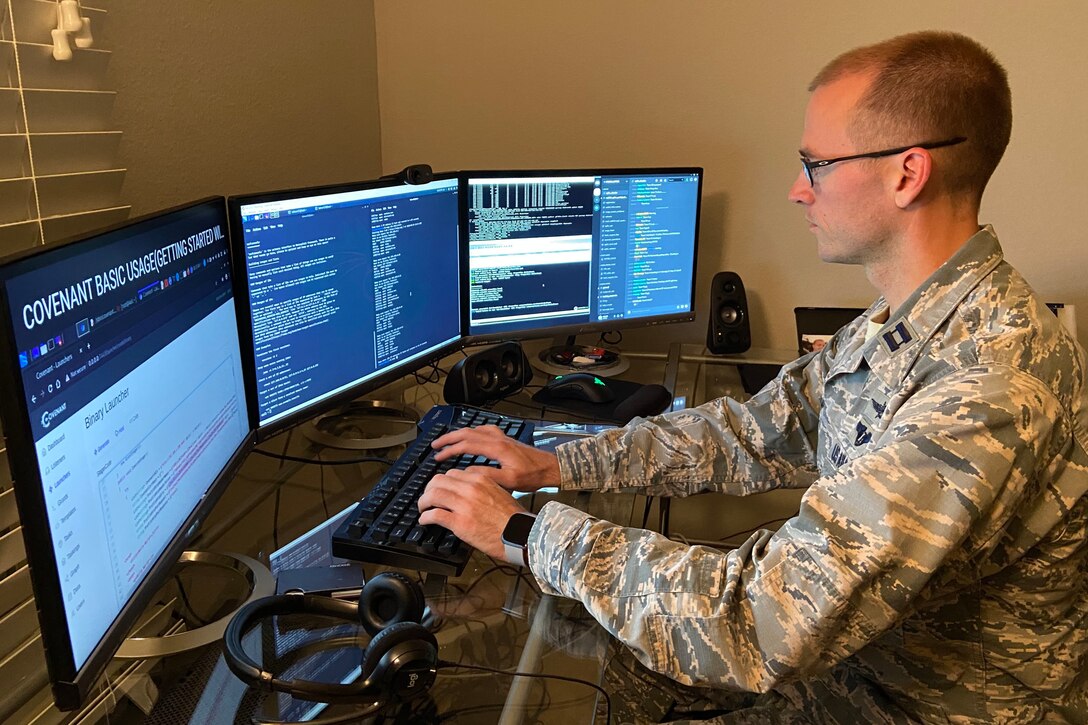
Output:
[223, 573, 437, 704]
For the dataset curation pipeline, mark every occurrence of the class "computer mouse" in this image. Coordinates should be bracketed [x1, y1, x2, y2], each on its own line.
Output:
[543, 372, 616, 404]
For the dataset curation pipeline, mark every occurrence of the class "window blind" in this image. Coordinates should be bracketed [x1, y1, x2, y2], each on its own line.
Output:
[0, 0, 128, 258]
[0, 2, 146, 723]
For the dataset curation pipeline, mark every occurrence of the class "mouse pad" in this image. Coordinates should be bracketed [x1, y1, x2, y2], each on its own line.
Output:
[531, 378, 665, 424]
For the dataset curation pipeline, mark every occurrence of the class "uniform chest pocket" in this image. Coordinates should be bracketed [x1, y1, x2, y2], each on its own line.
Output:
[819, 384, 905, 472]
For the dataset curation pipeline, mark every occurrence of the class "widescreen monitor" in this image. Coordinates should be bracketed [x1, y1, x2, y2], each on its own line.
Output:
[228, 177, 462, 439]
[0, 198, 253, 709]
[462, 168, 702, 341]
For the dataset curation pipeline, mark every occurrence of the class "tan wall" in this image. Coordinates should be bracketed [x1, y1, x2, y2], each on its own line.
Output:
[108, 0, 384, 216]
[374, 1, 1088, 352]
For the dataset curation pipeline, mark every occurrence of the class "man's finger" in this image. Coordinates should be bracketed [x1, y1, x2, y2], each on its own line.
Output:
[433, 437, 511, 463]
[418, 476, 459, 510]
[432, 425, 504, 449]
[417, 506, 454, 530]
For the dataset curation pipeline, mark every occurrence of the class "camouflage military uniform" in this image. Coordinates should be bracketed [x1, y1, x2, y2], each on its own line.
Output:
[526, 227, 1088, 723]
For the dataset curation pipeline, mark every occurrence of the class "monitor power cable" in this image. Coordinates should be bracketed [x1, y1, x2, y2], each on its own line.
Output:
[251, 659, 612, 725]
[251, 448, 396, 467]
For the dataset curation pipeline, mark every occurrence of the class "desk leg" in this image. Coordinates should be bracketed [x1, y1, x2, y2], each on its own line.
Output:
[663, 341, 681, 398]
[498, 594, 557, 725]
[422, 572, 447, 599]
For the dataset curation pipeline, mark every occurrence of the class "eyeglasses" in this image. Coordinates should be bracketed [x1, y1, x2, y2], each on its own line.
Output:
[800, 136, 967, 186]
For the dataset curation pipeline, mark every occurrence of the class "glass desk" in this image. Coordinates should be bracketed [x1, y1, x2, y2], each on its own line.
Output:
[144, 548, 618, 724]
[117, 342, 802, 724]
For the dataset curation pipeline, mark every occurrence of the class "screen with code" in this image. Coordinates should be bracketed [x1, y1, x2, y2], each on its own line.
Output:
[234, 179, 461, 431]
[465, 169, 701, 338]
[0, 198, 251, 695]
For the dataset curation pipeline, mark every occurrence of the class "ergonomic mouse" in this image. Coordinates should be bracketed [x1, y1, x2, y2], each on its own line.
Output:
[544, 372, 616, 404]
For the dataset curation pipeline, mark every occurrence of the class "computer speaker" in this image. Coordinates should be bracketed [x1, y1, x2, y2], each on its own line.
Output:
[444, 342, 533, 405]
[706, 271, 752, 354]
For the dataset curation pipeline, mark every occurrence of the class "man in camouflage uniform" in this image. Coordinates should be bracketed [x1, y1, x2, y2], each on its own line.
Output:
[419, 31, 1088, 722]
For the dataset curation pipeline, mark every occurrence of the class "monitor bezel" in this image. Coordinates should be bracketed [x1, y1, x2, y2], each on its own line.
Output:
[458, 166, 703, 344]
[0, 197, 256, 710]
[793, 306, 868, 357]
[226, 175, 465, 442]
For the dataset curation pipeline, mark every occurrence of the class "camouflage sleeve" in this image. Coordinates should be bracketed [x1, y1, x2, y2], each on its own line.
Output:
[529, 364, 1063, 691]
[554, 350, 827, 497]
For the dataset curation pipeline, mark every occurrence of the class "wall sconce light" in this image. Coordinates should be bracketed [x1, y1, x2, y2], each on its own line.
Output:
[52, 0, 93, 61]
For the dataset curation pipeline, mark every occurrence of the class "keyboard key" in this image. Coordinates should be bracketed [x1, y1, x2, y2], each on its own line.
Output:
[331, 404, 534, 576]
[420, 524, 445, 551]
[437, 533, 459, 556]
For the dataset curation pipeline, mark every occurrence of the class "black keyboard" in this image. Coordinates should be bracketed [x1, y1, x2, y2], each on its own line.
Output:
[331, 404, 535, 576]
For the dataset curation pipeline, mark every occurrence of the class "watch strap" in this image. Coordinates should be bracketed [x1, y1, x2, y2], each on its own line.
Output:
[501, 512, 536, 568]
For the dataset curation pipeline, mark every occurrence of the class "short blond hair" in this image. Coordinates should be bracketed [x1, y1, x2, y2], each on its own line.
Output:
[811, 31, 1011, 204]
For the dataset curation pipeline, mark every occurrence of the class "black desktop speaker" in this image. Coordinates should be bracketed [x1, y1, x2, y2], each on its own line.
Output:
[706, 271, 752, 354]
[444, 342, 533, 406]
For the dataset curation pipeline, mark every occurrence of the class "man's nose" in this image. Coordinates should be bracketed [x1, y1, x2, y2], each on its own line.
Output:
[788, 168, 814, 204]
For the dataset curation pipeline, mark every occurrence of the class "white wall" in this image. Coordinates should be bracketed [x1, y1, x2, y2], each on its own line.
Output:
[108, 0, 384, 216]
[374, 1, 1088, 352]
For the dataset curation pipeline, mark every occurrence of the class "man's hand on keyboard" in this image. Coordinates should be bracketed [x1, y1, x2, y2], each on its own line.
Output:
[417, 467, 525, 560]
[431, 425, 561, 493]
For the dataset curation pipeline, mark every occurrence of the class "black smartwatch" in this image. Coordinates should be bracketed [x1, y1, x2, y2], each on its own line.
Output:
[501, 512, 537, 567]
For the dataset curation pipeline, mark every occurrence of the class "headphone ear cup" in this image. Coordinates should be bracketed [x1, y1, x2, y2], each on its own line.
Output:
[360, 621, 438, 698]
[358, 572, 426, 636]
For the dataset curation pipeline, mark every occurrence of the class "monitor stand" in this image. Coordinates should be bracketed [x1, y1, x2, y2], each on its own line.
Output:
[301, 400, 420, 451]
[533, 336, 630, 378]
[115, 551, 275, 659]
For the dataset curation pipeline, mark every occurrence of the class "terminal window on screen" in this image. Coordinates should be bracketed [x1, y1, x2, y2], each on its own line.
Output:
[466, 173, 700, 337]
[6, 206, 250, 670]
[237, 179, 462, 428]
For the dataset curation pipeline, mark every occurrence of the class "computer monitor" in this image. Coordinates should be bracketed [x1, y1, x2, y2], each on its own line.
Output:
[462, 168, 702, 341]
[0, 198, 253, 710]
[794, 306, 867, 356]
[229, 177, 463, 440]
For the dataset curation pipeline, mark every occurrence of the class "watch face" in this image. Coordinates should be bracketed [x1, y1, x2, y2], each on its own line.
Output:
[503, 513, 536, 546]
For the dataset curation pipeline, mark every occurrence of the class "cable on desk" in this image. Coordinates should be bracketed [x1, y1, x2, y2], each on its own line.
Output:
[317, 449, 330, 520]
[172, 574, 214, 626]
[716, 515, 793, 542]
[252, 700, 384, 725]
[531, 682, 554, 724]
[437, 660, 612, 724]
[253, 443, 394, 554]
[413, 361, 446, 385]
[641, 496, 655, 529]
[251, 448, 396, 467]
[461, 560, 540, 597]
[275, 427, 294, 471]
[662, 516, 795, 552]
[436, 688, 607, 725]
[598, 330, 622, 346]
[272, 484, 282, 551]
[500, 396, 608, 423]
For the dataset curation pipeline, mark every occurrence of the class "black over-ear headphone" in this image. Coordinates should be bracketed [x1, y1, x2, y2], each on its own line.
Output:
[223, 571, 438, 705]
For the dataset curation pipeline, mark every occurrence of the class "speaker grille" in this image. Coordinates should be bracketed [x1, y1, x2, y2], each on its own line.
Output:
[707, 271, 751, 354]
[444, 342, 533, 405]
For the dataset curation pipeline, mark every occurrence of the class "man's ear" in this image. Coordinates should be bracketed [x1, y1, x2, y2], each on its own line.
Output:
[891, 149, 933, 208]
